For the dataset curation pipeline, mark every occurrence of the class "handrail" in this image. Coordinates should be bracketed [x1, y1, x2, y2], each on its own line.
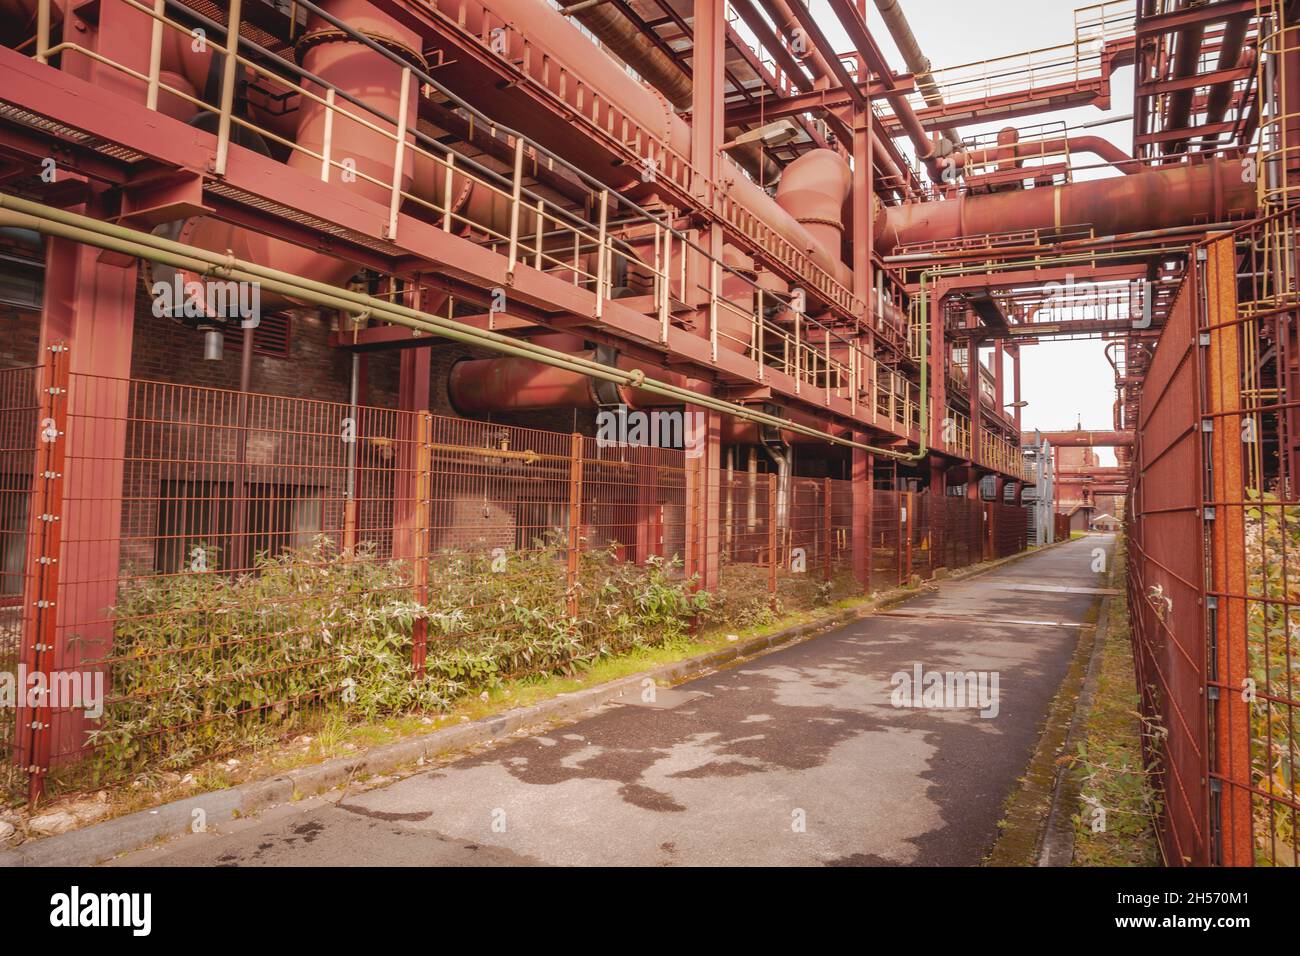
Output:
[27, 0, 889, 428]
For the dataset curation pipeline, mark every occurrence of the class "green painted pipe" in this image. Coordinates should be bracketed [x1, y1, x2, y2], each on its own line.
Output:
[0, 191, 921, 460]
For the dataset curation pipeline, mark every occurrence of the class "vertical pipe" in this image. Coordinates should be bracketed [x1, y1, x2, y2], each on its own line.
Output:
[146, 0, 165, 111]
[566, 431, 582, 616]
[344, 350, 359, 550]
[709, 259, 719, 362]
[36, 0, 50, 64]
[767, 472, 777, 604]
[746, 446, 757, 532]
[724, 448, 734, 560]
[822, 476, 832, 582]
[442, 153, 455, 230]
[320, 88, 336, 182]
[214, 0, 244, 176]
[507, 136, 525, 275]
[594, 190, 608, 317]
[386, 66, 412, 240]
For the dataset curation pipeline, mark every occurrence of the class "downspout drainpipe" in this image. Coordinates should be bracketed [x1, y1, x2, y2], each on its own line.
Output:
[345, 351, 360, 549]
[762, 440, 792, 554]
[2, 192, 917, 461]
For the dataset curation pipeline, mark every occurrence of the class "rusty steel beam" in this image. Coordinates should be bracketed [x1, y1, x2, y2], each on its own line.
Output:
[1134, 0, 1258, 37]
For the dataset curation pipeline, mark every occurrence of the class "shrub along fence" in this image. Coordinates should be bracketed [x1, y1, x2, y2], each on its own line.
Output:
[0, 353, 1030, 805]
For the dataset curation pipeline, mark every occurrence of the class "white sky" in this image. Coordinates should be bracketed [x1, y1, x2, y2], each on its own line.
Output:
[811, 0, 1132, 464]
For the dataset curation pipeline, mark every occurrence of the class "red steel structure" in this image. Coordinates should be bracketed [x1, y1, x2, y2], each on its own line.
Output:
[0, 0, 1289, 868]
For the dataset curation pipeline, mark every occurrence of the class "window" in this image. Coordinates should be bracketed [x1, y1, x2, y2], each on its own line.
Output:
[0, 480, 28, 599]
[221, 312, 292, 358]
[0, 254, 42, 312]
[156, 480, 323, 572]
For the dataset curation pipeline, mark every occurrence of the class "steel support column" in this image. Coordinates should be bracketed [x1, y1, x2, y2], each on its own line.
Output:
[25, 191, 139, 786]
[851, 438, 873, 591]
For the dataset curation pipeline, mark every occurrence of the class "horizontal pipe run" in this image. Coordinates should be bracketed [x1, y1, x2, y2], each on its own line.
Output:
[1030, 430, 1134, 447]
[0, 191, 917, 460]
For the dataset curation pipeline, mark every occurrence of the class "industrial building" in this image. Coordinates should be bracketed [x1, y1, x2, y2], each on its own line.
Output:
[0, 0, 1292, 869]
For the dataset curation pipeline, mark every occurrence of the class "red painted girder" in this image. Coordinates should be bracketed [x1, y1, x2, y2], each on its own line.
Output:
[1135, 0, 1258, 37]
[1136, 64, 1253, 97]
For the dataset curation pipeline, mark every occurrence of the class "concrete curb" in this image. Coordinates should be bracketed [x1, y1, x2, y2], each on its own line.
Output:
[0, 536, 1074, 867]
[982, 534, 1115, 865]
[1036, 543, 1123, 866]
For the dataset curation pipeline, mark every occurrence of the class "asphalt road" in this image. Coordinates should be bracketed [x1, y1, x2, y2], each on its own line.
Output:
[115, 535, 1116, 867]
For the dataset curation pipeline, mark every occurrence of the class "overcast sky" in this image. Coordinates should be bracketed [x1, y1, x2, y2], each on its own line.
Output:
[817, 0, 1133, 463]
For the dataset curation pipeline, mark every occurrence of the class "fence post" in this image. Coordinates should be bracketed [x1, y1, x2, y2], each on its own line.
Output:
[984, 502, 995, 561]
[767, 472, 778, 605]
[21, 343, 69, 805]
[565, 432, 583, 618]
[851, 444, 872, 593]
[411, 412, 432, 680]
[213, 0, 243, 176]
[1203, 235, 1253, 866]
[822, 477, 832, 582]
[903, 491, 913, 582]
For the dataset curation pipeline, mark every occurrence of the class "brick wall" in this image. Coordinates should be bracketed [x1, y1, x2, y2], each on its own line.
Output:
[3, 266, 618, 578]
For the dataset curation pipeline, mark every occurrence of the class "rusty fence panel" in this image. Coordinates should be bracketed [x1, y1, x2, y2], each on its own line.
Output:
[990, 503, 1028, 559]
[44, 371, 424, 796]
[1, 366, 1033, 803]
[872, 489, 904, 590]
[1129, 253, 1211, 865]
[1128, 214, 1300, 867]
[1198, 211, 1300, 867]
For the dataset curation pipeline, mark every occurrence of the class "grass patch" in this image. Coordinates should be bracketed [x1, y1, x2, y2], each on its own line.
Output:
[1068, 546, 1160, 867]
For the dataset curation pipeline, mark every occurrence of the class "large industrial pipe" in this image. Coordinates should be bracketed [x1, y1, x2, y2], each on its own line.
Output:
[153, 0, 423, 298]
[1163, 4, 1207, 157]
[761, 0, 941, 180]
[872, 0, 962, 150]
[447, 344, 691, 414]
[565, 2, 778, 184]
[951, 135, 1139, 175]
[775, 149, 852, 259]
[424, 0, 851, 279]
[876, 156, 1257, 253]
[1029, 430, 1134, 447]
[746, 0, 920, 196]
[1201, 14, 1252, 149]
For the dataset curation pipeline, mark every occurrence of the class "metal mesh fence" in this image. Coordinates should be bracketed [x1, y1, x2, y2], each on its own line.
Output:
[1130, 212, 1300, 866]
[0, 364, 1032, 804]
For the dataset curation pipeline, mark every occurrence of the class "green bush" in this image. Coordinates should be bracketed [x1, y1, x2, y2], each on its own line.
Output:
[1244, 492, 1300, 865]
[72, 534, 705, 786]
